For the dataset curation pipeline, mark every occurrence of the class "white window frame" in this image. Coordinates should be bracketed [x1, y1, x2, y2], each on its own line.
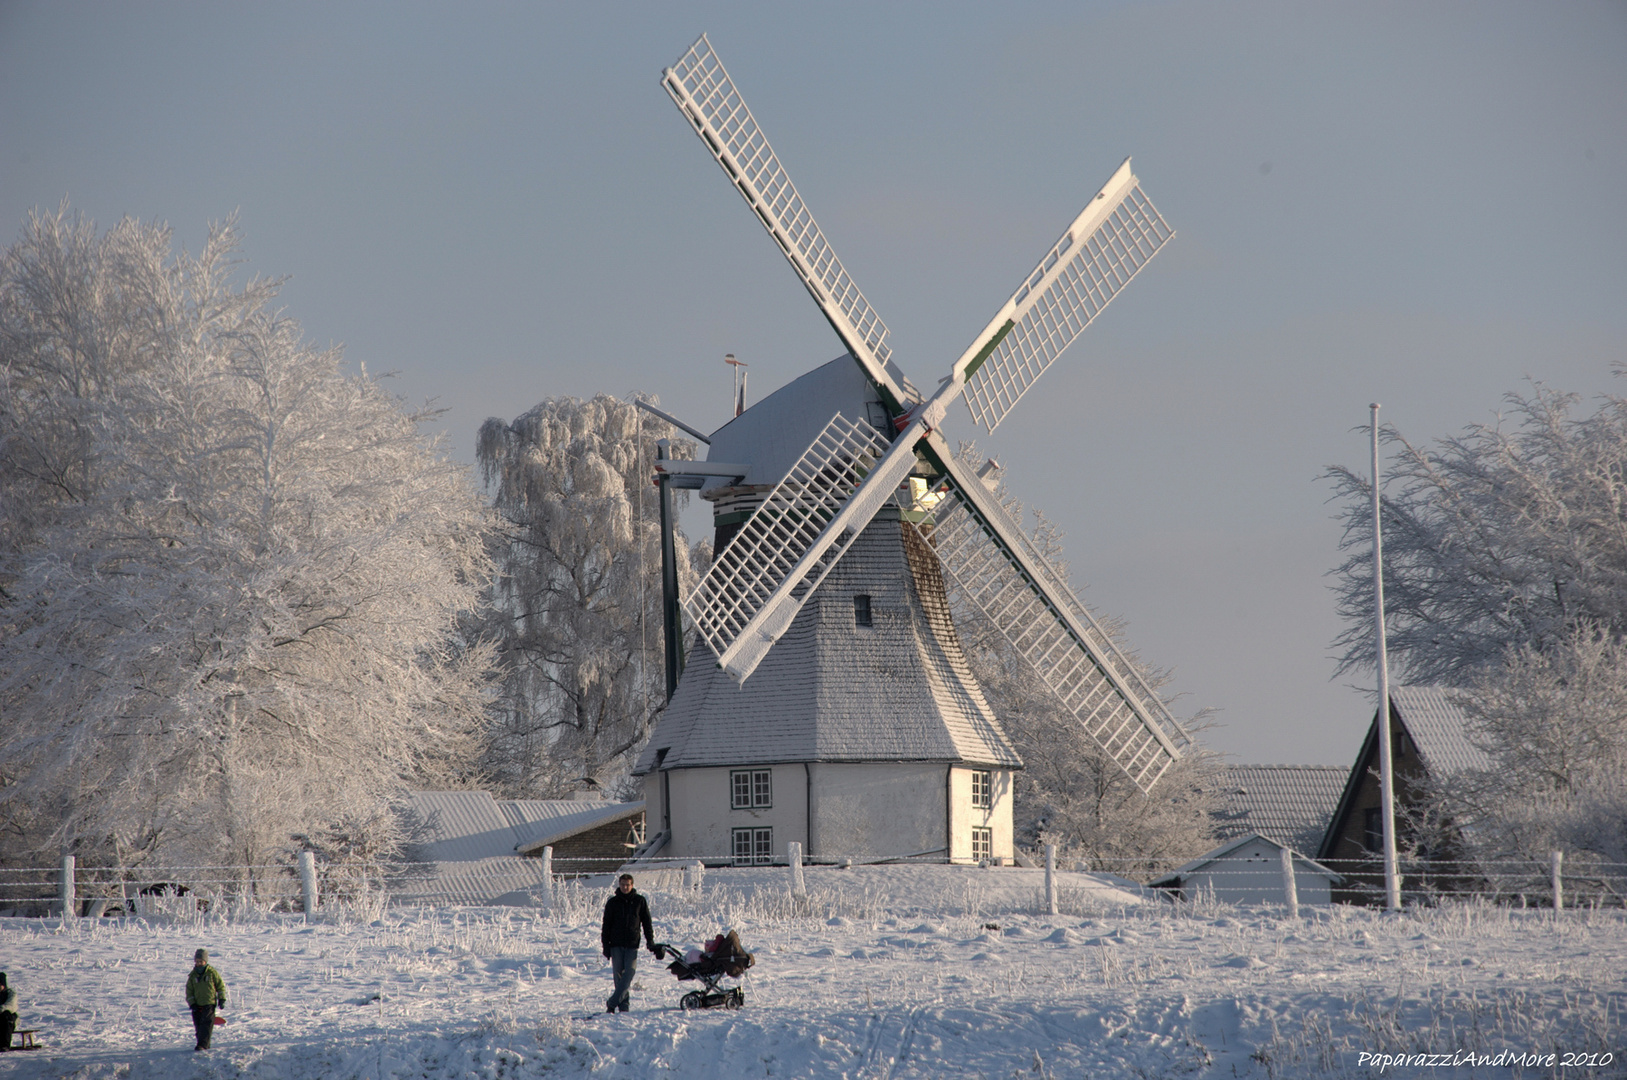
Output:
[733, 826, 774, 866]
[971, 826, 993, 862]
[970, 769, 992, 809]
[731, 768, 772, 809]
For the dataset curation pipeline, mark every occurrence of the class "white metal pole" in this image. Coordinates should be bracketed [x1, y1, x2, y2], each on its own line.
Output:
[1280, 845, 1300, 919]
[1551, 850, 1564, 911]
[60, 854, 76, 921]
[1045, 844, 1058, 915]
[299, 850, 318, 916]
[1372, 404, 1402, 912]
[788, 841, 806, 898]
[540, 846, 555, 913]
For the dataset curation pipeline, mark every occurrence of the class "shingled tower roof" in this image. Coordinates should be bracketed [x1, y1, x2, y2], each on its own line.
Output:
[634, 515, 1021, 774]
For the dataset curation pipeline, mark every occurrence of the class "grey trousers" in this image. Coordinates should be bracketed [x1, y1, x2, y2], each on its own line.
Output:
[607, 946, 639, 1011]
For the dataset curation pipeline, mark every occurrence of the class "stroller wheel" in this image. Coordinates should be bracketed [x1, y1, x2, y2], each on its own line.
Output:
[725, 988, 744, 1009]
[680, 991, 705, 1010]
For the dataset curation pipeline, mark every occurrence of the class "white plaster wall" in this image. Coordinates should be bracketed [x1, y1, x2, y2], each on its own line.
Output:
[656, 765, 809, 863]
[947, 767, 1015, 863]
[808, 762, 945, 860]
[1185, 838, 1335, 906]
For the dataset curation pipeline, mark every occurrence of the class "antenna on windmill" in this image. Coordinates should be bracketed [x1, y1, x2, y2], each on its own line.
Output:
[663, 33, 1189, 793]
[726, 353, 748, 417]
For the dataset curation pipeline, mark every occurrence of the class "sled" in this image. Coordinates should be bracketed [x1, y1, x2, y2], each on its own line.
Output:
[10, 1029, 41, 1050]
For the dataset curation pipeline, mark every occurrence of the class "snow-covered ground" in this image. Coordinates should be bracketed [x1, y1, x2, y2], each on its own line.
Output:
[0, 864, 1620, 1079]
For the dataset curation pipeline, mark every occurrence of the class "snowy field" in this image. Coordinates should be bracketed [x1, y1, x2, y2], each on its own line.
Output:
[0, 865, 1621, 1079]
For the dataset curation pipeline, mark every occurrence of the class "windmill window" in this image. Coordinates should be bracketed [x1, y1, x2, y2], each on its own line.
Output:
[971, 770, 992, 809]
[731, 769, 772, 809]
[971, 827, 993, 862]
[733, 827, 773, 866]
[854, 595, 872, 628]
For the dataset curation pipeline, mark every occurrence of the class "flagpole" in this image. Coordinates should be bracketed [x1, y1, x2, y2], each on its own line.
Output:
[1371, 403, 1401, 911]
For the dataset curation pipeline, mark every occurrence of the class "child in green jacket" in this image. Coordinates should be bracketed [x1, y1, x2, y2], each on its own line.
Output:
[185, 949, 226, 1051]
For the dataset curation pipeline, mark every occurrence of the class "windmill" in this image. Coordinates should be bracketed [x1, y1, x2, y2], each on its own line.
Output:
[635, 34, 1191, 864]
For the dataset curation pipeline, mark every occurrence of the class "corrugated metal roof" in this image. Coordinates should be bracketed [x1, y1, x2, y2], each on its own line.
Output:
[635, 518, 1022, 773]
[508, 800, 645, 854]
[393, 857, 546, 906]
[401, 792, 645, 903]
[1391, 684, 1495, 777]
[404, 791, 518, 862]
[1212, 765, 1347, 853]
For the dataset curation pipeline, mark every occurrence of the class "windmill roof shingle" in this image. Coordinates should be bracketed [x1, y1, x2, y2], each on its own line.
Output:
[703, 356, 878, 489]
[636, 519, 1022, 773]
[1212, 765, 1347, 853]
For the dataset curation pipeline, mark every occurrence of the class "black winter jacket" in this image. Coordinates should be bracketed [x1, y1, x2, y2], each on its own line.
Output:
[601, 889, 654, 952]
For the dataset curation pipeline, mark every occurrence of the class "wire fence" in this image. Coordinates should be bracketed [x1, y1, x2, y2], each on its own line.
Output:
[2, 848, 1622, 918]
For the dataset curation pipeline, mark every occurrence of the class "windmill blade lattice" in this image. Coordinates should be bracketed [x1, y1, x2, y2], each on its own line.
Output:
[962, 167, 1174, 433]
[908, 454, 1189, 792]
[664, 35, 906, 403]
[685, 413, 891, 663]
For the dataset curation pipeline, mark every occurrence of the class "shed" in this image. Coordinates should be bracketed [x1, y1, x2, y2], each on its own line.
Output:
[398, 791, 645, 904]
[1152, 833, 1342, 906]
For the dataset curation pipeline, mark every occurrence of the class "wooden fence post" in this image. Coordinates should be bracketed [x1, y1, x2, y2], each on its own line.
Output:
[789, 841, 806, 898]
[299, 850, 318, 915]
[1045, 844, 1058, 915]
[1551, 850, 1564, 911]
[60, 855, 76, 920]
[1280, 845, 1300, 919]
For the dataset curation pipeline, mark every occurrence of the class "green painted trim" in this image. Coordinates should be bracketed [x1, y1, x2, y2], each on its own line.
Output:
[962, 319, 1016, 381]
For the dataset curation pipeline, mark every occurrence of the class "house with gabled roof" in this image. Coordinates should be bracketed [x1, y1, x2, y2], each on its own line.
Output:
[1316, 685, 1494, 904]
[398, 791, 645, 904]
[1212, 765, 1347, 854]
[633, 359, 1022, 867]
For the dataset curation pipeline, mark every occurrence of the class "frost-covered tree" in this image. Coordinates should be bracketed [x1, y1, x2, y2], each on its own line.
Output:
[1436, 629, 1627, 894]
[0, 208, 493, 881]
[1327, 381, 1627, 894]
[1326, 383, 1627, 685]
[476, 396, 699, 799]
[949, 445, 1219, 878]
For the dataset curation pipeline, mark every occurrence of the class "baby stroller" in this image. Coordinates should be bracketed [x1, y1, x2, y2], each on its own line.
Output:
[655, 930, 754, 1010]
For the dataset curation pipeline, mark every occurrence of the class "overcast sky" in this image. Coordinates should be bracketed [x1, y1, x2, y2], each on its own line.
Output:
[4, 2, 1624, 766]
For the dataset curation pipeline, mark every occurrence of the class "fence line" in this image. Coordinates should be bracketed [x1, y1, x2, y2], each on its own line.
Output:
[3, 850, 1623, 915]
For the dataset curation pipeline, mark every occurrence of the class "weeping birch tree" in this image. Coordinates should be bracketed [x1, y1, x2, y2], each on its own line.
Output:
[0, 208, 494, 878]
[476, 396, 700, 799]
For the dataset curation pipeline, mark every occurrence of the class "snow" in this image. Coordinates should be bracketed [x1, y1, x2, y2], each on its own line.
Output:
[0, 864, 1620, 1078]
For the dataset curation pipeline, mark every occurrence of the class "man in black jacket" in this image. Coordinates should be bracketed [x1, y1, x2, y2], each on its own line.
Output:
[600, 873, 657, 1013]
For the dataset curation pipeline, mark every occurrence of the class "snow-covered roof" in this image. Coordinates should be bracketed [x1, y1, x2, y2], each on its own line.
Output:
[1151, 833, 1342, 886]
[636, 519, 1022, 772]
[406, 791, 644, 860]
[399, 791, 645, 904]
[1212, 765, 1347, 853]
[1391, 684, 1494, 777]
[702, 356, 880, 490]
[509, 800, 646, 855]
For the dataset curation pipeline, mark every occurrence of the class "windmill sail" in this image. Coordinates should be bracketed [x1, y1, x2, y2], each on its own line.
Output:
[684, 413, 895, 677]
[910, 437, 1190, 792]
[960, 160, 1174, 433]
[663, 34, 916, 410]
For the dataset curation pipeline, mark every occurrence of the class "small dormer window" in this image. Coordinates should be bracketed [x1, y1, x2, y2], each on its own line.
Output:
[854, 594, 872, 627]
